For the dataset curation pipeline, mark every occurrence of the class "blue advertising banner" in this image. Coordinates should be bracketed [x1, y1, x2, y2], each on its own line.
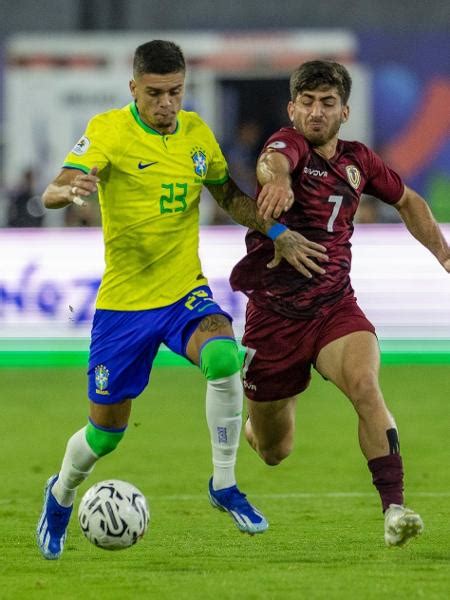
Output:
[359, 31, 450, 221]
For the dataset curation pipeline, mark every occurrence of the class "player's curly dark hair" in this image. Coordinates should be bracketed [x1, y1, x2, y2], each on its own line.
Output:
[290, 60, 352, 105]
[133, 40, 186, 77]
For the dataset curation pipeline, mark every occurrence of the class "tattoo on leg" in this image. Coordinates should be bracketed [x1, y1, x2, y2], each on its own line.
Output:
[386, 428, 400, 454]
[198, 314, 230, 333]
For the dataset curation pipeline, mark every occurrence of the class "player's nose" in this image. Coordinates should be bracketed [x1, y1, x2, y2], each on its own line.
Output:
[310, 103, 323, 117]
[159, 92, 172, 106]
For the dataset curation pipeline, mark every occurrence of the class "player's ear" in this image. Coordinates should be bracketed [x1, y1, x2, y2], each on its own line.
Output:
[287, 101, 295, 123]
[341, 104, 350, 124]
[129, 79, 137, 99]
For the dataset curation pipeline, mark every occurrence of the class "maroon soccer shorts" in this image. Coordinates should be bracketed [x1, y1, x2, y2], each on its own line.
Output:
[241, 296, 376, 402]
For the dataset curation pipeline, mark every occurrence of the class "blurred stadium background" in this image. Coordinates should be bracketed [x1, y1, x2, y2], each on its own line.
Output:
[0, 0, 449, 361]
[1, 5, 450, 599]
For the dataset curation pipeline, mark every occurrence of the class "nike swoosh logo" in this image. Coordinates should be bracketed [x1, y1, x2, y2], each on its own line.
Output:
[197, 302, 216, 313]
[138, 161, 158, 169]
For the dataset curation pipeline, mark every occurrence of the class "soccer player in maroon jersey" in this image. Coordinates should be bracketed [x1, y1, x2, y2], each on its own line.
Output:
[230, 60, 450, 546]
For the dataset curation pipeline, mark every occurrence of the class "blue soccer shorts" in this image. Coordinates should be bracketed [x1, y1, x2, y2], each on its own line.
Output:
[87, 285, 232, 404]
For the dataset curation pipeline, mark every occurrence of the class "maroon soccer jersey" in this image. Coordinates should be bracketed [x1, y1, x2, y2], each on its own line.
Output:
[230, 128, 404, 319]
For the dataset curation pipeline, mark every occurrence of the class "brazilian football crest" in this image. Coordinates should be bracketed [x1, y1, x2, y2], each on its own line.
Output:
[191, 147, 207, 177]
[345, 165, 361, 190]
[95, 364, 110, 394]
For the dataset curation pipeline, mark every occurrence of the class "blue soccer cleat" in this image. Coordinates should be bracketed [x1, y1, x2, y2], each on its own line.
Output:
[208, 477, 268, 534]
[36, 475, 73, 560]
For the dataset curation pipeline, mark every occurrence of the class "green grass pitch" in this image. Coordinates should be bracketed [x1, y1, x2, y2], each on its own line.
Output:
[1, 365, 449, 599]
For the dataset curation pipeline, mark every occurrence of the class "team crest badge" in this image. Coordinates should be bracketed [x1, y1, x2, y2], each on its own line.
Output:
[266, 140, 287, 150]
[345, 165, 361, 190]
[72, 135, 90, 156]
[191, 147, 207, 177]
[95, 364, 110, 394]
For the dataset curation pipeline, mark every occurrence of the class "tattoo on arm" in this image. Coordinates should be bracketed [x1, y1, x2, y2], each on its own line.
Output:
[198, 314, 231, 333]
[206, 179, 273, 233]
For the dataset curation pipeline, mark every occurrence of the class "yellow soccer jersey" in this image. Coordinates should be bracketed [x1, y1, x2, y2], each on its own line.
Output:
[63, 103, 229, 310]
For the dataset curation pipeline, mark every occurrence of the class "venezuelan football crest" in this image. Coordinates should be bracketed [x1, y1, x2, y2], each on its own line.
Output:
[191, 147, 207, 177]
[345, 165, 361, 190]
[95, 364, 110, 394]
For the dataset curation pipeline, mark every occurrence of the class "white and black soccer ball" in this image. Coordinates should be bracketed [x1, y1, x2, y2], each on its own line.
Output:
[78, 480, 149, 550]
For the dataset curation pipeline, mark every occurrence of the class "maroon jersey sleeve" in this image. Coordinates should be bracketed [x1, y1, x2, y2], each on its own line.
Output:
[261, 127, 309, 172]
[362, 146, 404, 205]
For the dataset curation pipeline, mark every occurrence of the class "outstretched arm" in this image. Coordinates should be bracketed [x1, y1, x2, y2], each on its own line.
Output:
[394, 185, 450, 272]
[206, 177, 271, 233]
[43, 167, 99, 209]
[206, 177, 328, 278]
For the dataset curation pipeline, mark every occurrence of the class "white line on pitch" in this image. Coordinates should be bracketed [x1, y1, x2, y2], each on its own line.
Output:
[152, 491, 450, 500]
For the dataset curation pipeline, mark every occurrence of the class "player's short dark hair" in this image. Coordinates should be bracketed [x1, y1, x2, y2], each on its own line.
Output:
[133, 40, 186, 77]
[290, 60, 352, 105]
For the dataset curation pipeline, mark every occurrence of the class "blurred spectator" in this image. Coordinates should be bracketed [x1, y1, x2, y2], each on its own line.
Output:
[7, 168, 45, 227]
[207, 120, 263, 225]
[224, 120, 262, 197]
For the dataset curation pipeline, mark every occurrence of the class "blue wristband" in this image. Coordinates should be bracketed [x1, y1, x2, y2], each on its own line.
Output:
[267, 223, 288, 241]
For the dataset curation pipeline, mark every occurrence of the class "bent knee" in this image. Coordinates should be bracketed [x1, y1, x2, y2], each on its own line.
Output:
[200, 338, 240, 380]
[85, 419, 126, 457]
[348, 372, 382, 405]
[259, 442, 293, 466]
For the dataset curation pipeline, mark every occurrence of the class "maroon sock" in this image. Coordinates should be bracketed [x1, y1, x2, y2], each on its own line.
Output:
[368, 454, 404, 512]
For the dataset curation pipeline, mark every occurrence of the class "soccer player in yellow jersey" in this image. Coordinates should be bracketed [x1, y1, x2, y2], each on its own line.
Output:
[36, 40, 327, 559]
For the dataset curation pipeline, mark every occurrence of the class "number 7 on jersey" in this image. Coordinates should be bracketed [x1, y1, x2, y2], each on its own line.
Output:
[327, 195, 343, 232]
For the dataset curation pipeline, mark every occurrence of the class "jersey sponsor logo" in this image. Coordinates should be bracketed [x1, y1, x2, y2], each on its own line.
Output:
[345, 165, 361, 189]
[266, 141, 287, 150]
[242, 347, 256, 378]
[303, 166, 328, 177]
[191, 147, 207, 177]
[138, 161, 158, 169]
[243, 379, 257, 392]
[71, 136, 90, 156]
[95, 364, 110, 395]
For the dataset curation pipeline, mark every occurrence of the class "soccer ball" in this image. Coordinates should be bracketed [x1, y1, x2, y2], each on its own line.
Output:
[78, 480, 149, 550]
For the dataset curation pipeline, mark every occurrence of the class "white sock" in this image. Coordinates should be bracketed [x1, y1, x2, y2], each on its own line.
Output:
[51, 427, 99, 507]
[206, 372, 243, 490]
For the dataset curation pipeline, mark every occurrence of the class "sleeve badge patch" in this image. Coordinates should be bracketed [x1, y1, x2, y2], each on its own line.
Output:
[71, 136, 90, 156]
[266, 141, 287, 149]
